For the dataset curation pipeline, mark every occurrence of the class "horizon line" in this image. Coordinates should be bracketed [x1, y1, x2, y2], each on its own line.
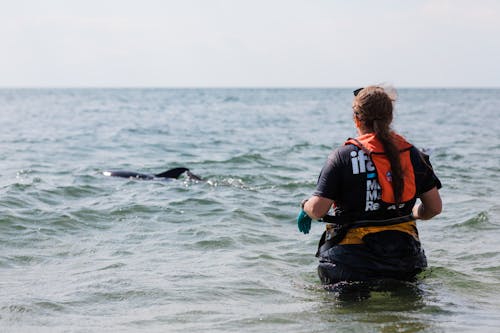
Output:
[1, 85, 499, 90]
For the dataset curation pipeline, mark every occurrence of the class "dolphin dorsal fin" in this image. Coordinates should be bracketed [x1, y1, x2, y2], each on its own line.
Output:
[154, 167, 189, 179]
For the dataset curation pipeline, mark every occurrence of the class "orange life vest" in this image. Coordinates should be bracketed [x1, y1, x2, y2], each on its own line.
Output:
[345, 132, 416, 204]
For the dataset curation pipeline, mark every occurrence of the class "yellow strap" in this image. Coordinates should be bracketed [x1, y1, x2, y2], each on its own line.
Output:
[337, 221, 418, 245]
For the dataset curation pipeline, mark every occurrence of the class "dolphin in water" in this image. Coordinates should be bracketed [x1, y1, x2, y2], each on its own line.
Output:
[102, 167, 202, 181]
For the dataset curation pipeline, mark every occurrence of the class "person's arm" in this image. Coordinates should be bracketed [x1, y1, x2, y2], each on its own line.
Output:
[412, 186, 442, 220]
[303, 195, 334, 220]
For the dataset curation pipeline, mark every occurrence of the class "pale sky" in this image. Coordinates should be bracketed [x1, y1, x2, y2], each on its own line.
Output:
[1, 0, 499, 88]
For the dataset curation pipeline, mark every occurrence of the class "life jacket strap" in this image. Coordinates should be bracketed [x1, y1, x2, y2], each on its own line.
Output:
[320, 214, 414, 226]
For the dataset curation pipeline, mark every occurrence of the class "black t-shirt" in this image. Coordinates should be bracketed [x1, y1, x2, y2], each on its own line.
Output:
[313, 144, 442, 219]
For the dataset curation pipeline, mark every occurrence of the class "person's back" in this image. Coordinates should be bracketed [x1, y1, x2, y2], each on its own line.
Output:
[297, 86, 442, 285]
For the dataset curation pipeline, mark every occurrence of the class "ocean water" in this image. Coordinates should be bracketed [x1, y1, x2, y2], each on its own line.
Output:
[1, 88, 499, 333]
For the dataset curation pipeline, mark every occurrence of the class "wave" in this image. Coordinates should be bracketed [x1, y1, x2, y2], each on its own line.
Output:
[450, 211, 496, 230]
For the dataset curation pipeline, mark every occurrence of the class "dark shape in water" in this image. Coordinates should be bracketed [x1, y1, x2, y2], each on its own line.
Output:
[102, 167, 202, 181]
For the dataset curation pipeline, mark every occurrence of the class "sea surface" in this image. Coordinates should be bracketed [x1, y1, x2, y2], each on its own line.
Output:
[1, 88, 499, 333]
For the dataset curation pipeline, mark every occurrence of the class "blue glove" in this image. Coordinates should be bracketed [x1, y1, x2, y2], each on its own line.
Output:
[297, 209, 312, 234]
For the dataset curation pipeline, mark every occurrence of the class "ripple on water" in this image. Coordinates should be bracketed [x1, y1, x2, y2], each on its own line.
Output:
[191, 236, 237, 250]
[450, 211, 496, 230]
[425, 266, 500, 296]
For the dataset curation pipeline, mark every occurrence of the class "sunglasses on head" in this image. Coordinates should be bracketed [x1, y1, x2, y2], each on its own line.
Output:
[353, 88, 364, 96]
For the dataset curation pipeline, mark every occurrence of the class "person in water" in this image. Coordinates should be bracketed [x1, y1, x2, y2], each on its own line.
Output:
[297, 85, 442, 284]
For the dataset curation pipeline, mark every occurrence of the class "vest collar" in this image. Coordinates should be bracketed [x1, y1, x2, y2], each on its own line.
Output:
[346, 132, 412, 154]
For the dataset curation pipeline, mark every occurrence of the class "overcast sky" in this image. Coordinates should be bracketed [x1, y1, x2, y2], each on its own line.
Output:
[1, 0, 499, 88]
